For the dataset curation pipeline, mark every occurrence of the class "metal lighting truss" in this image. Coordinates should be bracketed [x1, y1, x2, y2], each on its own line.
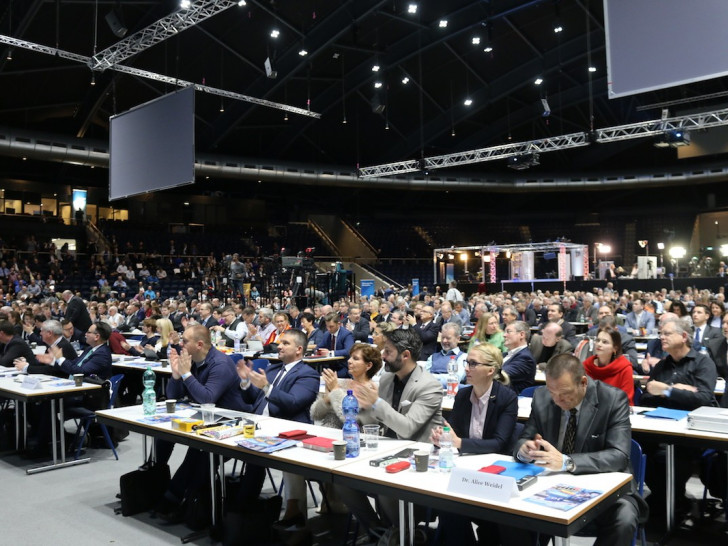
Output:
[0, 34, 320, 119]
[358, 107, 728, 178]
[91, 1, 239, 71]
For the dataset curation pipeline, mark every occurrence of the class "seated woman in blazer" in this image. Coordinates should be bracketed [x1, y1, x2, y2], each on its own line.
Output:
[430, 342, 518, 545]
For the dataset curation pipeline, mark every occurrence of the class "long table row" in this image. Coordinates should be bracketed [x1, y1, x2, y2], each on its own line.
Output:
[96, 404, 632, 545]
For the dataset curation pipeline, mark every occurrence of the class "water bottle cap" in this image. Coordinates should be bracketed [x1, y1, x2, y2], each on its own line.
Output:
[443, 426, 451, 432]
[347, 389, 353, 395]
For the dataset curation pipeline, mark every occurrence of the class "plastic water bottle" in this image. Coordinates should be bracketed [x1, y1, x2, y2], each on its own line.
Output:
[142, 365, 156, 416]
[341, 390, 360, 458]
[210, 329, 218, 346]
[234, 336, 241, 352]
[446, 356, 458, 399]
[438, 426, 454, 472]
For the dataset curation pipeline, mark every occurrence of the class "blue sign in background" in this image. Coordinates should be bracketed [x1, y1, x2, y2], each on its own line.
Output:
[412, 278, 420, 296]
[360, 279, 375, 297]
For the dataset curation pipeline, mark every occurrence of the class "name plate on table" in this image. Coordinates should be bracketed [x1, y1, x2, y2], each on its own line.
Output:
[447, 467, 517, 502]
[21, 376, 43, 390]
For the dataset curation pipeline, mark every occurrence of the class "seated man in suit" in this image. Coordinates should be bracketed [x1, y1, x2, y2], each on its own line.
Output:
[14, 319, 77, 377]
[61, 319, 87, 350]
[424, 322, 466, 388]
[233, 329, 320, 526]
[317, 312, 354, 377]
[502, 321, 537, 394]
[154, 324, 247, 521]
[29, 322, 114, 456]
[540, 303, 578, 347]
[413, 305, 439, 360]
[511, 354, 646, 546]
[690, 303, 720, 350]
[529, 321, 572, 369]
[339, 328, 443, 538]
[343, 305, 370, 342]
[625, 297, 656, 335]
[116, 302, 142, 333]
[0, 320, 37, 367]
[641, 316, 717, 518]
[641, 311, 678, 373]
[706, 311, 728, 379]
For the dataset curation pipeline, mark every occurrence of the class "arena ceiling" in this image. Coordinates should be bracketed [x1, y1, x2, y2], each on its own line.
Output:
[2, 0, 728, 203]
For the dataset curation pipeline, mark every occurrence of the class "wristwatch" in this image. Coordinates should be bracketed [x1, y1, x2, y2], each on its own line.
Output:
[564, 455, 575, 473]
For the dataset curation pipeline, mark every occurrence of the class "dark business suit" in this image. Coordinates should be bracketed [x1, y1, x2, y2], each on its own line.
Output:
[692, 324, 720, 350]
[236, 360, 320, 503]
[64, 295, 92, 333]
[317, 326, 355, 358]
[502, 347, 537, 394]
[448, 382, 518, 454]
[117, 313, 140, 333]
[54, 343, 113, 379]
[528, 335, 573, 366]
[0, 335, 37, 367]
[414, 321, 440, 360]
[344, 317, 370, 343]
[512, 379, 644, 546]
[25, 338, 77, 376]
[706, 335, 728, 379]
[158, 347, 247, 502]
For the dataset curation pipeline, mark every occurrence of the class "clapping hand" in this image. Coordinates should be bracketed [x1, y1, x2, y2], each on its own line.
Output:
[321, 368, 339, 392]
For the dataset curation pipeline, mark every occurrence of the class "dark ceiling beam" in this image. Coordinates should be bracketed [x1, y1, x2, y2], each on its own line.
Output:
[204, 0, 388, 150]
[0, 0, 44, 74]
[574, 0, 604, 31]
[376, 9, 429, 30]
[333, 42, 380, 56]
[442, 42, 488, 88]
[503, 16, 542, 58]
[0, 64, 81, 76]
[194, 26, 262, 75]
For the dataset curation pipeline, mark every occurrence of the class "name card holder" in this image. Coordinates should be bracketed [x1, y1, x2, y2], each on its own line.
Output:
[21, 376, 43, 390]
[447, 467, 517, 503]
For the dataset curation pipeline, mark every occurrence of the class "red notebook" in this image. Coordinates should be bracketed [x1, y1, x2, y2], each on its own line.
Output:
[301, 436, 336, 452]
[278, 429, 312, 440]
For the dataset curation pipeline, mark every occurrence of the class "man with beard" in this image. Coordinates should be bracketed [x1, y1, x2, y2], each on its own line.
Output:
[338, 328, 442, 540]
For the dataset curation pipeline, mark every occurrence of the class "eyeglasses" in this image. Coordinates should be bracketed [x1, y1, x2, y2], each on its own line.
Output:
[464, 359, 495, 368]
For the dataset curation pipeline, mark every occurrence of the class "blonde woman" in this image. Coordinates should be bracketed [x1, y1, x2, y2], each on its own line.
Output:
[468, 312, 506, 353]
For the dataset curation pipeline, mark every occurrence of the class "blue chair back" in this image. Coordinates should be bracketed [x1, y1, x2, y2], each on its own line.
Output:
[633, 386, 642, 406]
[229, 353, 245, 364]
[108, 374, 124, 409]
[252, 358, 269, 373]
[519, 385, 542, 398]
[630, 439, 646, 496]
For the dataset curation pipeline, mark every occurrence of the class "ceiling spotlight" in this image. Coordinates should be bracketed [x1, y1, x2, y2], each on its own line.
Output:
[90, 74, 96, 86]
[534, 77, 543, 85]
[270, 29, 280, 38]
[483, 45, 493, 53]
[401, 76, 409, 84]
[439, 20, 448, 28]
[374, 81, 383, 89]
[553, 24, 563, 33]
[298, 48, 308, 56]
[471, 36, 481, 45]
[507, 153, 540, 170]
[342, 116, 347, 124]
[588, 66, 597, 73]
[407, 3, 418, 14]
[238, 0, 246, 5]
[463, 98, 473, 106]
[6, 48, 12, 61]
[372, 64, 380, 72]
[180, 0, 191, 9]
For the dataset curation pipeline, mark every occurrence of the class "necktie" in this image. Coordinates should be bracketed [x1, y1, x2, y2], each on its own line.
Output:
[331, 335, 336, 351]
[695, 327, 701, 344]
[562, 408, 577, 454]
[75, 347, 95, 367]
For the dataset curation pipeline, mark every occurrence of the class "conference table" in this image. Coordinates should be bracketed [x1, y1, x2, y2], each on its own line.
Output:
[97, 404, 632, 546]
[0, 372, 101, 474]
[516, 396, 728, 533]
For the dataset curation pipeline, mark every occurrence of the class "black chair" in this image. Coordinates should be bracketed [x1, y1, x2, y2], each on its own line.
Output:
[70, 374, 124, 460]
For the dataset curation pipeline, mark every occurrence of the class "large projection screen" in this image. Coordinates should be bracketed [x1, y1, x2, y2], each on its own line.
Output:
[109, 86, 195, 201]
[605, 0, 728, 99]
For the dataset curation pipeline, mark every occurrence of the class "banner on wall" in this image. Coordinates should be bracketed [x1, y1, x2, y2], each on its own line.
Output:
[412, 279, 420, 296]
[360, 279, 375, 297]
